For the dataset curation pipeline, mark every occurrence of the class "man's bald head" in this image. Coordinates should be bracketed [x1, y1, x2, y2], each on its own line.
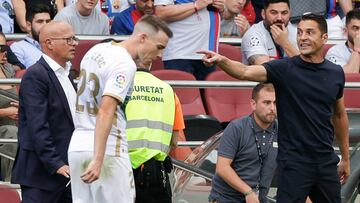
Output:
[39, 21, 73, 45]
[39, 21, 77, 67]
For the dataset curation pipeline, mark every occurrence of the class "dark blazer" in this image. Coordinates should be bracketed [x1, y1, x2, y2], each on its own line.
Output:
[12, 57, 76, 191]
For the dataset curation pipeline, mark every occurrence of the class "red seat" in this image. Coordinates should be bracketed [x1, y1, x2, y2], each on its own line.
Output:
[70, 40, 99, 76]
[15, 69, 26, 92]
[14, 69, 26, 78]
[204, 71, 253, 123]
[151, 69, 206, 115]
[218, 43, 242, 62]
[151, 57, 165, 71]
[344, 73, 360, 109]
[322, 44, 334, 57]
[0, 184, 21, 203]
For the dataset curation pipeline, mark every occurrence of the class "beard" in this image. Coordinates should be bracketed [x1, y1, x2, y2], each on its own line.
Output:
[31, 28, 40, 42]
[255, 112, 276, 125]
[348, 35, 354, 45]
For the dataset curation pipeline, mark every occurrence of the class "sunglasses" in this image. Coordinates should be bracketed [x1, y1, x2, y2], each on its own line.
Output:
[0, 45, 8, 53]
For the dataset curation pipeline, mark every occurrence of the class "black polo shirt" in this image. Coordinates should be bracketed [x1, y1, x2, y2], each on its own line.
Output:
[263, 55, 345, 163]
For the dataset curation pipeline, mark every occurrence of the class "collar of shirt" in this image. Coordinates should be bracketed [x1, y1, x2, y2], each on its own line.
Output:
[42, 54, 71, 76]
[24, 36, 41, 50]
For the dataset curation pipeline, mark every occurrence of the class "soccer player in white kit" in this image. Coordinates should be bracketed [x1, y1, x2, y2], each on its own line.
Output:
[67, 15, 173, 203]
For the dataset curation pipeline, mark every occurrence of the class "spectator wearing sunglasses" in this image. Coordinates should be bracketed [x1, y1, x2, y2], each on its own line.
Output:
[54, 0, 110, 34]
[10, 4, 51, 69]
[0, 31, 18, 182]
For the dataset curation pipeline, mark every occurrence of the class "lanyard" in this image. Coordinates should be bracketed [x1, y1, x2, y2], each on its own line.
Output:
[249, 116, 276, 166]
[249, 115, 276, 190]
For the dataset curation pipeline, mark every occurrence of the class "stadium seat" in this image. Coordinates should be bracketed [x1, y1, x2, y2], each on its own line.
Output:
[322, 44, 334, 57]
[218, 43, 242, 62]
[184, 115, 222, 141]
[204, 71, 253, 123]
[15, 69, 26, 92]
[14, 70, 26, 78]
[70, 40, 98, 77]
[151, 69, 206, 115]
[0, 184, 21, 203]
[344, 73, 360, 109]
[151, 57, 165, 71]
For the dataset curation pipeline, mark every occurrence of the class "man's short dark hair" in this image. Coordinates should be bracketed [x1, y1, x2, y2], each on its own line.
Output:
[252, 83, 275, 101]
[301, 13, 327, 34]
[25, 3, 51, 22]
[346, 8, 360, 25]
[264, 0, 289, 9]
[137, 15, 173, 38]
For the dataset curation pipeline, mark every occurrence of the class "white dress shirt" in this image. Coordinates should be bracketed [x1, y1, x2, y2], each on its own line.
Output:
[43, 54, 76, 122]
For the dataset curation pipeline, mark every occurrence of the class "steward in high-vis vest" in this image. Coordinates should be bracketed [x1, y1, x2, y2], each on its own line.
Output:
[125, 69, 185, 203]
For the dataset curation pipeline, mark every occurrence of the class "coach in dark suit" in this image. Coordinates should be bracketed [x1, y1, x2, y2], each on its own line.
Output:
[11, 21, 78, 203]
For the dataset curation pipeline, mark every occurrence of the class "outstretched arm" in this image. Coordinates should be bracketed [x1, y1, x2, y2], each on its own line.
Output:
[197, 50, 268, 82]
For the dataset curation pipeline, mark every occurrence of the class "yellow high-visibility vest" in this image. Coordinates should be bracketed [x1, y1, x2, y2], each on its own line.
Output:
[126, 71, 175, 169]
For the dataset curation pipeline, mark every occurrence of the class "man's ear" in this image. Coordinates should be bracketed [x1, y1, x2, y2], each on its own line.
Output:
[139, 33, 148, 43]
[261, 9, 265, 20]
[250, 99, 256, 111]
[44, 38, 53, 50]
[322, 32, 328, 43]
[343, 27, 348, 38]
[25, 21, 32, 34]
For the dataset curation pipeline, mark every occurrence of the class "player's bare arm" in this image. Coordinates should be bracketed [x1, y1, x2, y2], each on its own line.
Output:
[81, 96, 119, 184]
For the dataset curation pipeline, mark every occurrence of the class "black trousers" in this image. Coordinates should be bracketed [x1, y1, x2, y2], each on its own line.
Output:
[133, 158, 172, 203]
[276, 156, 341, 203]
[21, 185, 72, 203]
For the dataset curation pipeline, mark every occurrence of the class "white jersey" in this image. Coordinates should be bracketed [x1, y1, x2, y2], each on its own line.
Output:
[69, 42, 136, 157]
[241, 21, 297, 64]
[325, 43, 351, 67]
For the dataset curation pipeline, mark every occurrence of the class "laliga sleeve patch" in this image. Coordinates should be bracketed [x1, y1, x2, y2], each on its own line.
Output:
[115, 74, 126, 88]
[249, 36, 260, 47]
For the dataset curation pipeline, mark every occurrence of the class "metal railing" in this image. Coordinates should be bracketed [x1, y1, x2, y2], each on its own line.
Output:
[5, 34, 347, 46]
[1, 78, 360, 89]
[0, 79, 360, 148]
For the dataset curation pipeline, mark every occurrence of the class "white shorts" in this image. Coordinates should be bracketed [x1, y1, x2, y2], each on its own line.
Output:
[68, 151, 136, 203]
